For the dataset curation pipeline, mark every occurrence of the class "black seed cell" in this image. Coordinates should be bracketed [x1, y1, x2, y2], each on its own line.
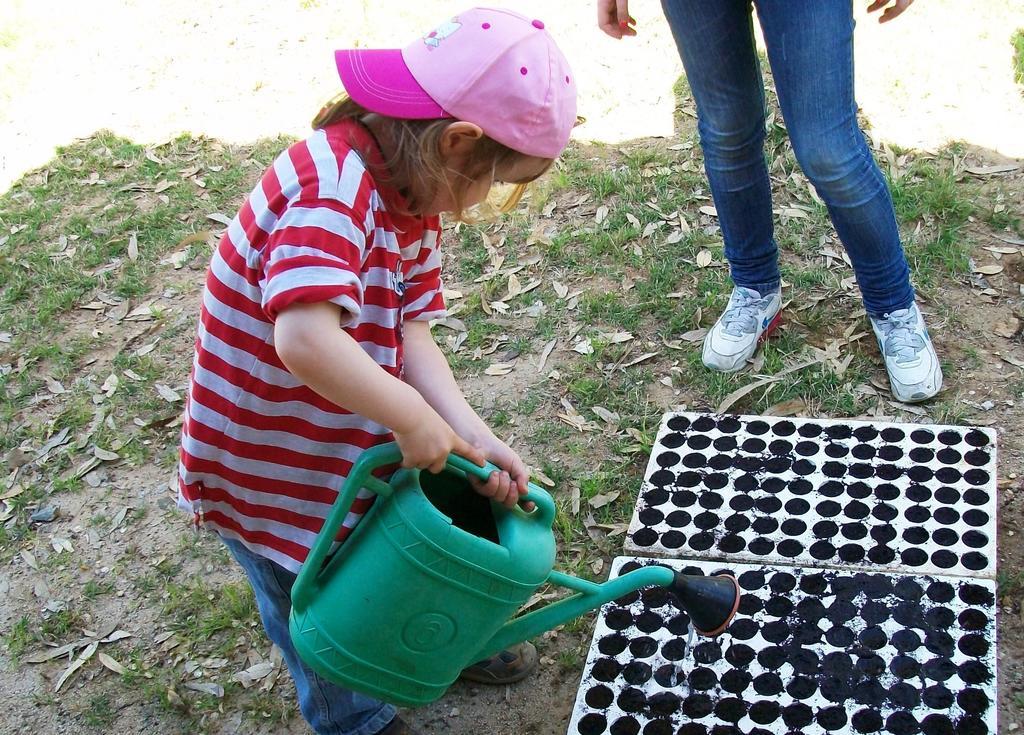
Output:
[817, 706, 848, 731]
[964, 488, 990, 506]
[769, 571, 797, 593]
[827, 599, 859, 624]
[724, 643, 755, 668]
[911, 429, 935, 444]
[646, 488, 670, 506]
[880, 427, 904, 442]
[648, 469, 675, 487]
[752, 672, 783, 696]
[958, 633, 989, 658]
[958, 688, 989, 714]
[922, 657, 957, 682]
[638, 507, 664, 525]
[629, 636, 658, 658]
[676, 725, 707, 735]
[935, 467, 962, 484]
[577, 713, 608, 735]
[909, 446, 935, 463]
[665, 509, 692, 527]
[938, 430, 961, 445]
[622, 661, 653, 686]
[691, 415, 715, 432]
[810, 540, 837, 560]
[878, 445, 903, 461]
[738, 570, 765, 590]
[791, 459, 816, 475]
[748, 537, 775, 556]
[591, 657, 621, 682]
[610, 717, 640, 735]
[906, 484, 932, 502]
[666, 416, 691, 432]
[854, 425, 879, 441]
[707, 454, 732, 471]
[688, 667, 717, 690]
[964, 469, 990, 487]
[782, 702, 814, 729]
[931, 528, 959, 547]
[635, 611, 663, 633]
[777, 540, 804, 557]
[870, 525, 897, 544]
[585, 683, 615, 709]
[822, 461, 847, 478]
[958, 660, 992, 685]
[963, 508, 990, 527]
[617, 687, 647, 713]
[682, 692, 714, 718]
[819, 480, 846, 498]
[787, 675, 817, 700]
[859, 625, 888, 650]
[656, 451, 680, 468]
[904, 527, 929, 544]
[682, 453, 706, 469]
[687, 435, 712, 451]
[850, 463, 875, 479]
[714, 697, 746, 723]
[795, 440, 818, 456]
[936, 447, 962, 464]
[965, 448, 989, 466]
[716, 416, 741, 433]
[666, 614, 689, 636]
[920, 715, 954, 735]
[891, 655, 921, 679]
[925, 629, 955, 657]
[844, 499, 870, 520]
[905, 506, 931, 524]
[738, 594, 762, 616]
[661, 638, 689, 661]
[630, 528, 658, 547]
[798, 422, 823, 438]
[741, 437, 766, 453]
[713, 435, 737, 452]
[704, 473, 728, 490]
[754, 496, 782, 514]
[826, 625, 855, 647]
[818, 500, 842, 517]
[892, 629, 922, 653]
[598, 633, 629, 656]
[930, 550, 958, 569]
[960, 583, 995, 606]
[749, 700, 780, 725]
[718, 534, 745, 553]
[653, 664, 684, 688]
[760, 620, 790, 644]
[888, 681, 921, 709]
[838, 544, 866, 563]
[884, 712, 920, 735]
[683, 532, 713, 552]
[922, 683, 955, 708]
[826, 424, 853, 440]
[851, 708, 883, 733]
[933, 507, 960, 525]
[871, 503, 898, 522]
[895, 578, 925, 601]
[605, 608, 632, 630]
[788, 478, 813, 495]
[768, 439, 793, 455]
[907, 465, 934, 483]
[790, 648, 820, 675]
[660, 530, 686, 549]
[694, 512, 720, 530]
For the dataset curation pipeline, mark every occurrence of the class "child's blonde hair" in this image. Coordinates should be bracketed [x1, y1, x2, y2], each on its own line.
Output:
[313, 95, 552, 220]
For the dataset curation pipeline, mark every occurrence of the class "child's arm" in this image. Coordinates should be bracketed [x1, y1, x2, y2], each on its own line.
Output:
[402, 320, 530, 508]
[274, 301, 485, 474]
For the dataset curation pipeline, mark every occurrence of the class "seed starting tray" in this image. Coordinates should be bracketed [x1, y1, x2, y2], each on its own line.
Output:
[624, 413, 998, 579]
[568, 557, 997, 735]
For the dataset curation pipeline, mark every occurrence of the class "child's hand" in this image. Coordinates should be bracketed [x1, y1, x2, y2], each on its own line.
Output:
[393, 405, 486, 474]
[467, 433, 532, 510]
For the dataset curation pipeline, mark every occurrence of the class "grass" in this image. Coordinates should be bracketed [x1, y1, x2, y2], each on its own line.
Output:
[1013, 29, 1024, 87]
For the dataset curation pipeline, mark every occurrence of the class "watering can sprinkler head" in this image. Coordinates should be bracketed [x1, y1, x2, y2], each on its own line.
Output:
[665, 570, 742, 637]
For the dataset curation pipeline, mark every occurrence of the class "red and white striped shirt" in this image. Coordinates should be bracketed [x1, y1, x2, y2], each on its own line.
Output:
[178, 120, 446, 573]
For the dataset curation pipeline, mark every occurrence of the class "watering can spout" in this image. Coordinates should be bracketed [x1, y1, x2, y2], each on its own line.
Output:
[477, 565, 740, 661]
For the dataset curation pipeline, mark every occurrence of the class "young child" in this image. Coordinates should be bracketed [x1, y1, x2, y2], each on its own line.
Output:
[177, 8, 576, 735]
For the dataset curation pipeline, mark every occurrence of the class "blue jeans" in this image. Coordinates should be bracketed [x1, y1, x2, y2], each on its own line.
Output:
[221, 535, 396, 735]
[661, 0, 915, 317]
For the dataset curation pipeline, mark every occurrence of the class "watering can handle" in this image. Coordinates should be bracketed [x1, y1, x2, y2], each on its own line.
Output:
[292, 442, 557, 612]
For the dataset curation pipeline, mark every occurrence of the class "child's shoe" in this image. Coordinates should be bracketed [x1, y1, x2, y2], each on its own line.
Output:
[702, 286, 783, 373]
[458, 641, 538, 684]
[869, 302, 942, 403]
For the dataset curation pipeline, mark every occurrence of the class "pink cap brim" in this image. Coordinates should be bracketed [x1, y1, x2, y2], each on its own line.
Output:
[335, 49, 447, 119]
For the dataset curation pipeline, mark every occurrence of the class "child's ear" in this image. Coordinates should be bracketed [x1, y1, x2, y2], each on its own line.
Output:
[439, 121, 484, 158]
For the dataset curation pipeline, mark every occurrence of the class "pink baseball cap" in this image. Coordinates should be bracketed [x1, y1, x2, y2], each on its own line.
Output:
[335, 7, 576, 159]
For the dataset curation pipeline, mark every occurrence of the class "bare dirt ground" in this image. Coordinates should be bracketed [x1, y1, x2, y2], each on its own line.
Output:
[2, 2, 1024, 735]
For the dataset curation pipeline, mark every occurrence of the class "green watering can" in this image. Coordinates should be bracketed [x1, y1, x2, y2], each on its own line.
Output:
[289, 443, 740, 707]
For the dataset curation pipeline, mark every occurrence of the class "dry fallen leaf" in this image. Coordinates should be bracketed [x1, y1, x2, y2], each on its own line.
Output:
[681, 328, 708, 342]
[699, 205, 718, 217]
[972, 264, 1004, 276]
[595, 205, 609, 225]
[98, 652, 127, 675]
[127, 233, 139, 261]
[155, 384, 182, 403]
[484, 362, 515, 376]
[696, 250, 713, 268]
[589, 490, 620, 509]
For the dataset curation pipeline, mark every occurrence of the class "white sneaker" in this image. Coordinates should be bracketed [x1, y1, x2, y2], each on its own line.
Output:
[702, 286, 783, 373]
[869, 302, 943, 403]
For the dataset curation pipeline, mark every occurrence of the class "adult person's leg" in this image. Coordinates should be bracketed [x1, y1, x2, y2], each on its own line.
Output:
[755, 0, 941, 402]
[661, 0, 784, 373]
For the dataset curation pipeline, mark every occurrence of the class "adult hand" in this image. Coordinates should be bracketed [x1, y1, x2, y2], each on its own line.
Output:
[597, 0, 636, 38]
[867, 0, 914, 23]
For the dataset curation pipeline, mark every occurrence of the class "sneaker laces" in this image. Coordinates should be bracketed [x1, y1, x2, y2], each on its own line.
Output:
[875, 307, 926, 363]
[721, 288, 773, 338]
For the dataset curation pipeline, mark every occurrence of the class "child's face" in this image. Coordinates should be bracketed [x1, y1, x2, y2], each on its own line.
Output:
[426, 121, 551, 216]
[428, 154, 550, 215]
